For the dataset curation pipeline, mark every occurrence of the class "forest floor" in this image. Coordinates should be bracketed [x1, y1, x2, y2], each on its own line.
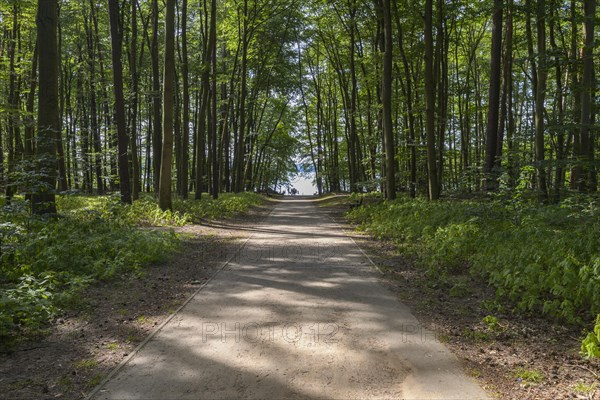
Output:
[0, 201, 274, 399]
[321, 195, 600, 400]
[0, 195, 597, 399]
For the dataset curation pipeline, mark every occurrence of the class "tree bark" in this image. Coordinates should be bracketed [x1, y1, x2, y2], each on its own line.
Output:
[424, 0, 440, 199]
[151, 0, 162, 194]
[235, 0, 249, 192]
[578, 0, 596, 192]
[484, 0, 503, 191]
[381, 0, 395, 199]
[128, 0, 141, 200]
[180, 0, 190, 199]
[32, 0, 59, 215]
[108, 0, 132, 204]
[534, 0, 549, 201]
[210, 0, 219, 199]
[159, 0, 176, 211]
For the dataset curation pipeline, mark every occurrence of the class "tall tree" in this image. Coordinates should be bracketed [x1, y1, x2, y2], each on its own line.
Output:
[108, 0, 132, 204]
[234, 0, 250, 192]
[534, 0, 549, 200]
[128, 0, 141, 200]
[159, 0, 176, 210]
[209, 0, 219, 199]
[393, 0, 417, 197]
[180, 0, 190, 199]
[578, 0, 596, 191]
[151, 0, 162, 194]
[424, 0, 440, 199]
[6, 3, 19, 201]
[32, 0, 59, 214]
[381, 0, 395, 199]
[484, 0, 503, 191]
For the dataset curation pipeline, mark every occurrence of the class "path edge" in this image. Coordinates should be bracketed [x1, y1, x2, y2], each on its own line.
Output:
[86, 208, 273, 399]
[326, 213, 384, 275]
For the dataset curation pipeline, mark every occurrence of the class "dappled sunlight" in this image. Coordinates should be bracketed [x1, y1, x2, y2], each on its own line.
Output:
[93, 199, 487, 400]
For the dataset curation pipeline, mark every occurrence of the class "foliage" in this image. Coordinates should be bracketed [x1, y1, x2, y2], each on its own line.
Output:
[0, 197, 179, 346]
[514, 368, 545, 385]
[347, 194, 600, 355]
[173, 192, 264, 222]
[0, 274, 57, 341]
[581, 315, 600, 358]
[57, 192, 263, 226]
[0, 193, 263, 346]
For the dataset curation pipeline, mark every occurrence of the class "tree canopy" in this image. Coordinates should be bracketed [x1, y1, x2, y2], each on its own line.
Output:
[0, 0, 597, 206]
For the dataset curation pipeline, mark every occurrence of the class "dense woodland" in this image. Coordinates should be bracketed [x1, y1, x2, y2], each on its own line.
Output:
[0, 0, 599, 358]
[0, 0, 597, 208]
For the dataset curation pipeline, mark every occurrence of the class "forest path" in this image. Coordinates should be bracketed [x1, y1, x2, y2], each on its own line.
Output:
[91, 198, 488, 399]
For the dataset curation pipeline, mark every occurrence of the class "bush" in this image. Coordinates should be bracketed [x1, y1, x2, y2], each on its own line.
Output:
[347, 194, 600, 355]
[173, 192, 263, 222]
[0, 192, 264, 346]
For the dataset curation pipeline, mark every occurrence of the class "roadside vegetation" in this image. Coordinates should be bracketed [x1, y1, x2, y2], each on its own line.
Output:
[0, 192, 263, 348]
[344, 191, 600, 358]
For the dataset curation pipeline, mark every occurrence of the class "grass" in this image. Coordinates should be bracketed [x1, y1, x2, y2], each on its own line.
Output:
[126, 334, 143, 343]
[8, 379, 38, 390]
[0, 192, 264, 347]
[74, 359, 98, 370]
[86, 373, 104, 389]
[572, 381, 598, 394]
[57, 375, 74, 389]
[105, 342, 119, 352]
[461, 328, 491, 343]
[514, 368, 544, 385]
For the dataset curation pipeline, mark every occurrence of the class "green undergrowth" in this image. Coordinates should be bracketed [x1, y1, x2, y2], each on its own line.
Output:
[0, 192, 263, 348]
[346, 192, 600, 358]
[58, 192, 263, 226]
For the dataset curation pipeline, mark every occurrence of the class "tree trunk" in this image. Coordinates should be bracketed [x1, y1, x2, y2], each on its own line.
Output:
[569, 0, 582, 190]
[503, 0, 516, 188]
[578, 0, 596, 192]
[32, 0, 58, 215]
[381, 0, 395, 199]
[6, 4, 19, 201]
[108, 0, 132, 204]
[210, 0, 219, 199]
[348, 1, 360, 192]
[424, 0, 440, 199]
[129, 0, 140, 200]
[152, 0, 162, 194]
[25, 42, 38, 159]
[534, 0, 549, 201]
[180, 0, 190, 199]
[195, 1, 211, 200]
[393, 0, 417, 197]
[159, 0, 176, 210]
[484, 0, 503, 191]
[235, 0, 249, 193]
[56, 9, 68, 192]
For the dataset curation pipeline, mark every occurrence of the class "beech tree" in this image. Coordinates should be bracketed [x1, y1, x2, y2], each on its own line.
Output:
[108, 0, 132, 204]
[381, 0, 395, 200]
[31, 0, 59, 215]
[159, 0, 176, 211]
[484, 0, 503, 191]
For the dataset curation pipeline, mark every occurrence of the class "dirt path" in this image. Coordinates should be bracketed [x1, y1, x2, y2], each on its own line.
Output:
[90, 198, 488, 399]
